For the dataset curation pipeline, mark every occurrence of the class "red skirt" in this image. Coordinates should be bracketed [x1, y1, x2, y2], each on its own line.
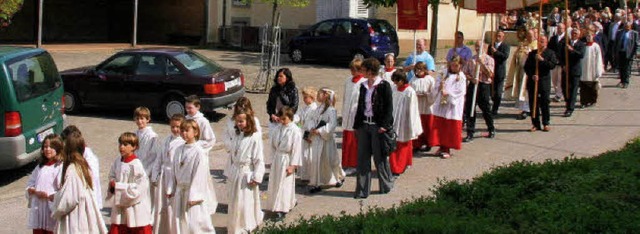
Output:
[389, 141, 413, 174]
[33, 229, 53, 234]
[429, 116, 462, 150]
[413, 114, 434, 149]
[342, 130, 358, 167]
[109, 224, 152, 234]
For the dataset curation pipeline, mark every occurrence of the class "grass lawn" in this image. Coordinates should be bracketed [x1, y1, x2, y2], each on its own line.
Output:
[260, 138, 640, 233]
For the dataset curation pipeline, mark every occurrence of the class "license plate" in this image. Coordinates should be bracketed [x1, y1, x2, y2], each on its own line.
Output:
[225, 78, 241, 90]
[37, 128, 54, 143]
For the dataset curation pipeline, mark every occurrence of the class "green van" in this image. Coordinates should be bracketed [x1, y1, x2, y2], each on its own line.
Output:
[0, 47, 65, 170]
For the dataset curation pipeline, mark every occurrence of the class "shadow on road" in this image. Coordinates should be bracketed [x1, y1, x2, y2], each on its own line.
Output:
[67, 107, 227, 123]
[0, 161, 36, 186]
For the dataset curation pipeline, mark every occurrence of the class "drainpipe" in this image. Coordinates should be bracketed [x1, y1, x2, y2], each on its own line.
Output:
[37, 0, 43, 48]
[132, 0, 138, 47]
[222, 0, 227, 43]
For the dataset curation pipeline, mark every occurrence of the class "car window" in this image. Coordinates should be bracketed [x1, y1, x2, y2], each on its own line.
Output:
[6, 52, 61, 102]
[172, 51, 223, 76]
[335, 21, 352, 36]
[135, 55, 165, 76]
[100, 54, 136, 75]
[352, 21, 365, 35]
[313, 21, 334, 37]
[167, 59, 181, 75]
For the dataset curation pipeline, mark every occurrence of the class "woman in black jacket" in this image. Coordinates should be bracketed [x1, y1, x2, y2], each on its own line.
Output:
[266, 68, 299, 123]
[353, 58, 394, 199]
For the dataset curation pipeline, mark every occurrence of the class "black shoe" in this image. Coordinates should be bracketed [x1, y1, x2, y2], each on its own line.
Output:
[487, 131, 496, 138]
[463, 135, 474, 143]
[275, 212, 286, 221]
[335, 178, 345, 188]
[309, 186, 322, 194]
[564, 111, 573, 117]
[516, 112, 528, 120]
[491, 110, 498, 116]
[353, 194, 368, 199]
[622, 83, 629, 89]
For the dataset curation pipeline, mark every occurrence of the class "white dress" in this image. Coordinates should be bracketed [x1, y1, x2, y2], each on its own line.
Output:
[84, 147, 102, 209]
[108, 157, 152, 228]
[265, 122, 302, 213]
[227, 131, 265, 234]
[410, 75, 436, 115]
[187, 112, 216, 152]
[431, 72, 468, 121]
[26, 162, 62, 232]
[135, 126, 160, 176]
[342, 76, 366, 131]
[171, 143, 217, 234]
[224, 116, 262, 178]
[52, 163, 108, 234]
[308, 105, 344, 186]
[295, 102, 318, 181]
[151, 134, 185, 234]
[580, 43, 604, 82]
[392, 86, 423, 142]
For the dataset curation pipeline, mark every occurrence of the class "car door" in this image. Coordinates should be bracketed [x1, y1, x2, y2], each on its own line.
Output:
[306, 20, 335, 59]
[128, 54, 167, 109]
[331, 20, 358, 60]
[87, 54, 136, 106]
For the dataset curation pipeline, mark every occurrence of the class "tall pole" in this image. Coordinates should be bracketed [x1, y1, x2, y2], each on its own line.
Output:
[470, 15, 488, 118]
[37, 0, 43, 48]
[132, 0, 138, 47]
[533, 1, 543, 119]
[564, 0, 569, 103]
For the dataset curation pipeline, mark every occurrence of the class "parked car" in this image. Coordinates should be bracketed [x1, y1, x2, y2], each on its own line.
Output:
[0, 46, 65, 170]
[288, 18, 399, 64]
[61, 48, 245, 119]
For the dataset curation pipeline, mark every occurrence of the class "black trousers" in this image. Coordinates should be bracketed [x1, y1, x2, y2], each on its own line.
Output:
[606, 41, 617, 69]
[618, 52, 632, 85]
[561, 73, 580, 112]
[527, 77, 551, 129]
[465, 83, 495, 135]
[491, 77, 505, 114]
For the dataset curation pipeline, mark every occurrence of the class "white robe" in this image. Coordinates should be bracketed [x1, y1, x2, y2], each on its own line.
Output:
[52, 163, 107, 234]
[227, 131, 265, 234]
[295, 102, 318, 181]
[135, 126, 160, 176]
[380, 66, 396, 85]
[309, 105, 344, 186]
[108, 157, 152, 227]
[265, 122, 302, 213]
[84, 147, 102, 209]
[26, 162, 62, 231]
[224, 116, 262, 178]
[342, 77, 366, 131]
[187, 112, 216, 152]
[431, 72, 467, 121]
[581, 44, 604, 82]
[170, 143, 217, 234]
[410, 75, 436, 115]
[151, 134, 185, 234]
[392, 86, 423, 142]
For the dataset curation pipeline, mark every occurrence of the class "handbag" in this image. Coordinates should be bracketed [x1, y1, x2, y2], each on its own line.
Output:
[380, 127, 397, 156]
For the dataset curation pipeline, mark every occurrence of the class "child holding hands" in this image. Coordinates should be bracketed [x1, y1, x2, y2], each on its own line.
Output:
[26, 134, 63, 234]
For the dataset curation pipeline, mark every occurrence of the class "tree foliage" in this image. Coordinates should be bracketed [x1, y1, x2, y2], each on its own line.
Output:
[0, 0, 24, 28]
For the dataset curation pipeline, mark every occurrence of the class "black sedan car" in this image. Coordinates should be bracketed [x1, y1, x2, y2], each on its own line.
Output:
[61, 48, 245, 119]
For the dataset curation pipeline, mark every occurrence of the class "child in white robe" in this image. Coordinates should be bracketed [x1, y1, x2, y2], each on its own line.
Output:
[223, 97, 262, 178]
[409, 62, 436, 152]
[342, 58, 365, 174]
[380, 53, 397, 85]
[134, 107, 160, 224]
[431, 55, 467, 158]
[389, 71, 423, 176]
[150, 114, 186, 234]
[308, 88, 345, 194]
[61, 125, 102, 209]
[168, 119, 217, 234]
[294, 87, 318, 182]
[185, 95, 216, 152]
[108, 132, 153, 233]
[52, 132, 107, 234]
[266, 107, 302, 219]
[26, 134, 63, 234]
[227, 110, 265, 234]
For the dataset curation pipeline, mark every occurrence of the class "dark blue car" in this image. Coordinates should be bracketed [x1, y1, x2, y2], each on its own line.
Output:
[289, 18, 399, 64]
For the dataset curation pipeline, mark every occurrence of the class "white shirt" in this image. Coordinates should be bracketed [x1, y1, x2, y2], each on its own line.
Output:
[363, 77, 382, 117]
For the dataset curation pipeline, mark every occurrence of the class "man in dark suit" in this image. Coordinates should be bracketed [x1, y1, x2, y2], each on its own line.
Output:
[615, 21, 640, 89]
[559, 29, 585, 117]
[606, 15, 622, 72]
[548, 23, 568, 102]
[488, 30, 510, 116]
[524, 35, 558, 132]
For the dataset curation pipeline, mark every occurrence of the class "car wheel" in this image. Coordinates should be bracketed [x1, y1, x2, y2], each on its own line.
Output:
[163, 96, 185, 120]
[63, 91, 82, 114]
[290, 48, 303, 63]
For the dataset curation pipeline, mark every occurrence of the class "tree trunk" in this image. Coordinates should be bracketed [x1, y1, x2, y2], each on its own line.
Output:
[271, 2, 278, 28]
[429, 3, 439, 58]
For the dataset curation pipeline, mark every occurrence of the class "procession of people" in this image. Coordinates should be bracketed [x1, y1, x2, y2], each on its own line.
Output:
[23, 5, 638, 234]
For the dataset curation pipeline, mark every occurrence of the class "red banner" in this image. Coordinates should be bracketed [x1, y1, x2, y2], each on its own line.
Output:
[397, 0, 428, 30]
[477, 0, 506, 14]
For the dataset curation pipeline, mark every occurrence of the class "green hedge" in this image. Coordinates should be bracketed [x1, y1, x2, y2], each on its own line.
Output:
[260, 138, 640, 233]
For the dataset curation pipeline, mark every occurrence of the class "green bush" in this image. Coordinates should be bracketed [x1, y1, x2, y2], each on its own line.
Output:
[260, 139, 640, 233]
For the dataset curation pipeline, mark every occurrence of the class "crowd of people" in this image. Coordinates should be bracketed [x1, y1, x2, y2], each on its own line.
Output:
[23, 6, 639, 234]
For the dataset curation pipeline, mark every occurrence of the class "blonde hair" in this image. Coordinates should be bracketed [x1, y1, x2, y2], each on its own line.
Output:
[349, 57, 363, 71]
[180, 119, 201, 140]
[319, 87, 336, 114]
[301, 86, 318, 100]
[134, 106, 151, 120]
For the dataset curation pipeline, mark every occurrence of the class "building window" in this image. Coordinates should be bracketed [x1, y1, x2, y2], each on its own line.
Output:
[356, 0, 369, 17]
[232, 0, 250, 7]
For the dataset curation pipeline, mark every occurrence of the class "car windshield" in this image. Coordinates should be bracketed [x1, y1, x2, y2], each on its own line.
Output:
[173, 52, 223, 76]
[6, 52, 61, 102]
